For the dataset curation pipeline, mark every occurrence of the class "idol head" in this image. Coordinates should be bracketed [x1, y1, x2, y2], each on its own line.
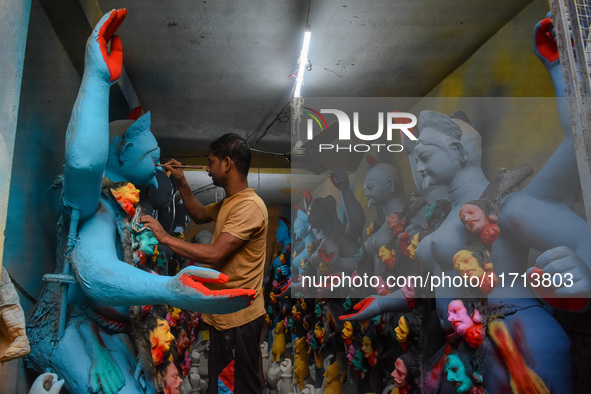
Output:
[363, 163, 404, 208]
[444, 351, 482, 394]
[414, 111, 483, 190]
[173, 327, 190, 353]
[392, 352, 420, 389]
[387, 213, 406, 238]
[459, 199, 496, 235]
[342, 321, 354, 340]
[147, 315, 175, 365]
[407, 233, 420, 261]
[133, 230, 159, 256]
[414, 111, 466, 190]
[394, 315, 410, 343]
[293, 209, 310, 239]
[379, 245, 396, 270]
[110, 182, 140, 216]
[453, 250, 485, 280]
[157, 360, 183, 394]
[276, 217, 290, 243]
[107, 112, 160, 188]
[447, 299, 473, 335]
[307, 195, 338, 233]
[392, 357, 408, 388]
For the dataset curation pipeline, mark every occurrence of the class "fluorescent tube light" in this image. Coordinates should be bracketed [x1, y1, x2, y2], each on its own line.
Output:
[294, 26, 312, 98]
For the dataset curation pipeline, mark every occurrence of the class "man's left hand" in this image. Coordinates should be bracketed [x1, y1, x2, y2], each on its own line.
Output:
[140, 215, 168, 241]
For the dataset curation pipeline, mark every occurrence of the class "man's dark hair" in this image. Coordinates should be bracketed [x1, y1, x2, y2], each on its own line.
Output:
[209, 133, 251, 176]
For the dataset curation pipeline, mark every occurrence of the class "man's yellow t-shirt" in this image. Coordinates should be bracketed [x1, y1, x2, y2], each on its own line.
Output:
[201, 188, 268, 330]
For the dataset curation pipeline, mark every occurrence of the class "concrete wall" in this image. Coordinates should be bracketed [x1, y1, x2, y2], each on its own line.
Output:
[0, 1, 32, 391]
[0, 0, 31, 276]
[4, 0, 81, 317]
[1, 1, 81, 391]
[427, 0, 555, 98]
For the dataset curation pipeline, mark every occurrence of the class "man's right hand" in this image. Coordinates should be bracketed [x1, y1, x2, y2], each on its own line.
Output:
[162, 158, 187, 183]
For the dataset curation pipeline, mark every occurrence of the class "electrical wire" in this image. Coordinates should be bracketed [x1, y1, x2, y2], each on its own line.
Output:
[248, 100, 292, 148]
[191, 183, 216, 194]
[244, 0, 313, 156]
[250, 148, 288, 157]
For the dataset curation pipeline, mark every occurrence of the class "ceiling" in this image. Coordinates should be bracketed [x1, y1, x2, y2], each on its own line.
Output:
[38, 0, 532, 154]
[35, 0, 533, 204]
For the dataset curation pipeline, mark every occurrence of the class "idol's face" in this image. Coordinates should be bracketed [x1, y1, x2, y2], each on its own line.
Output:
[361, 336, 373, 357]
[407, 233, 420, 260]
[379, 245, 395, 269]
[447, 300, 472, 334]
[394, 316, 409, 343]
[453, 250, 485, 279]
[387, 214, 405, 238]
[276, 221, 289, 241]
[114, 183, 140, 205]
[307, 201, 328, 231]
[342, 321, 353, 340]
[121, 132, 161, 187]
[364, 173, 392, 207]
[353, 350, 364, 369]
[315, 323, 324, 340]
[392, 358, 408, 388]
[150, 318, 174, 353]
[445, 354, 472, 393]
[137, 231, 159, 255]
[293, 216, 308, 239]
[176, 328, 189, 352]
[162, 362, 183, 394]
[414, 128, 461, 189]
[459, 204, 488, 234]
